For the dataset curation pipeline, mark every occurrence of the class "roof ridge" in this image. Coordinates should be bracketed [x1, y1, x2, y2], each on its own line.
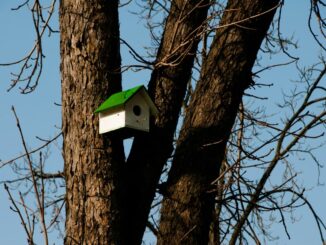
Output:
[95, 85, 145, 113]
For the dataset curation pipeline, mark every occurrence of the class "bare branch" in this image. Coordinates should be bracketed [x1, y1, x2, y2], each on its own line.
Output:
[11, 107, 49, 245]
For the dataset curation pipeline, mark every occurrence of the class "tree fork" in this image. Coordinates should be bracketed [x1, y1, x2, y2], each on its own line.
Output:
[124, 0, 211, 244]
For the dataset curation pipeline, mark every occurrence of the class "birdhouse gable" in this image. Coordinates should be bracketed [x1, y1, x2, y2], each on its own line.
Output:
[95, 85, 158, 136]
[125, 92, 151, 132]
[136, 88, 159, 116]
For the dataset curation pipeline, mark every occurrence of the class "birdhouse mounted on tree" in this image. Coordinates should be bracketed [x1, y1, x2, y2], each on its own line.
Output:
[95, 85, 158, 137]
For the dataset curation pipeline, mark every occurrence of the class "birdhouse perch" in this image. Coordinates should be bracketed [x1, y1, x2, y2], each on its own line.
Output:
[95, 85, 158, 137]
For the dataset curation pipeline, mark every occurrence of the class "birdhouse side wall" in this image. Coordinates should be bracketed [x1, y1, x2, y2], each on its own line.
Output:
[125, 93, 150, 132]
[99, 109, 126, 134]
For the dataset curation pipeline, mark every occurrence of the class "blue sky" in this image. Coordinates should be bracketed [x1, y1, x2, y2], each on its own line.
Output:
[0, 1, 325, 244]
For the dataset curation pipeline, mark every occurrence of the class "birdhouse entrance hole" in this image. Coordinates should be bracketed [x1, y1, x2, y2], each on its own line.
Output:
[133, 105, 141, 116]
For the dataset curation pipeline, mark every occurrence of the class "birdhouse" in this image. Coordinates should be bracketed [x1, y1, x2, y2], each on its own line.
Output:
[95, 85, 158, 137]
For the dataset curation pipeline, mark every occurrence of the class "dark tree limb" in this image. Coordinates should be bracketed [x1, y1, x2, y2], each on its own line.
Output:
[158, 1, 280, 244]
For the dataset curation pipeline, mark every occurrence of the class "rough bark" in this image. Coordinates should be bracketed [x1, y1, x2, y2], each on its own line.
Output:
[60, 1, 125, 244]
[158, 1, 280, 244]
[122, 1, 211, 244]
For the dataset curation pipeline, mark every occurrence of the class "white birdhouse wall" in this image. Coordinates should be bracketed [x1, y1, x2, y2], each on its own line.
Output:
[125, 92, 150, 132]
[99, 109, 126, 134]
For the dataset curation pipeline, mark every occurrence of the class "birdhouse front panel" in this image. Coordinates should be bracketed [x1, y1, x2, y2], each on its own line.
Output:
[125, 92, 150, 132]
[99, 108, 126, 134]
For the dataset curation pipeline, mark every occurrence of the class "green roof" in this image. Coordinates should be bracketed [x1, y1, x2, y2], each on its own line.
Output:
[95, 85, 144, 113]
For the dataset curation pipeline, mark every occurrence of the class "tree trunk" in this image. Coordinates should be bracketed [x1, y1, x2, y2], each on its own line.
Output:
[60, 1, 125, 244]
[158, 1, 280, 244]
[123, 1, 210, 244]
